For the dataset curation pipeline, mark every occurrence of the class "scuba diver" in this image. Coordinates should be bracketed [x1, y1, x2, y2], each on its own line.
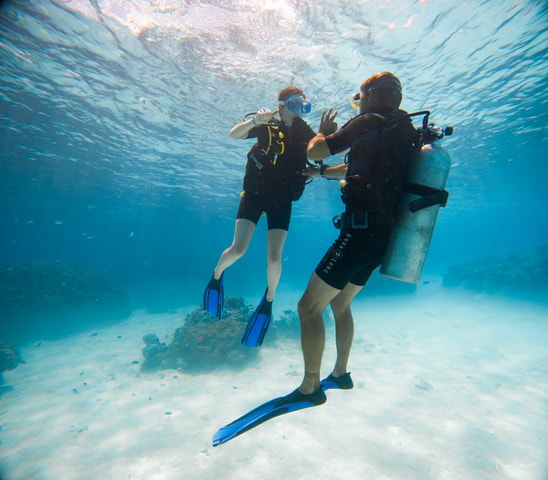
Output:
[287, 71, 420, 405]
[211, 74, 453, 446]
[204, 87, 335, 347]
[211, 74, 454, 445]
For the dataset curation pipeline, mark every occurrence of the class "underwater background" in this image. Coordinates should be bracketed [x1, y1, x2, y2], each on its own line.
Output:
[1, 0, 546, 343]
[0, 1, 547, 479]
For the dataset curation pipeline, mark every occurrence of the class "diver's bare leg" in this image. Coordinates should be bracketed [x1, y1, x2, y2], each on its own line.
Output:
[213, 218, 256, 279]
[265, 228, 288, 302]
[329, 282, 363, 377]
[297, 273, 340, 394]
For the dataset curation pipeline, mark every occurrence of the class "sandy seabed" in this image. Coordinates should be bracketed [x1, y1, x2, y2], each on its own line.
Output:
[1, 287, 547, 480]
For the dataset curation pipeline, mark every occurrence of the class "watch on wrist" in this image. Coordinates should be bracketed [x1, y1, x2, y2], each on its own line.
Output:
[320, 163, 329, 176]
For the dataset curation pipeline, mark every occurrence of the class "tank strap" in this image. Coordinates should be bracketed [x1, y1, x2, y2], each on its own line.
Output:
[403, 183, 449, 212]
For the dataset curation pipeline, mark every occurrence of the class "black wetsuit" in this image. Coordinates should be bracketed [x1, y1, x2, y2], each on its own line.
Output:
[237, 117, 315, 231]
[315, 108, 417, 289]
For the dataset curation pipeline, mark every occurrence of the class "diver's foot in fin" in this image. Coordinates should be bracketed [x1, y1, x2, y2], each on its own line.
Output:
[241, 288, 272, 347]
[212, 387, 325, 446]
[275, 387, 327, 407]
[203, 273, 224, 319]
[320, 372, 353, 391]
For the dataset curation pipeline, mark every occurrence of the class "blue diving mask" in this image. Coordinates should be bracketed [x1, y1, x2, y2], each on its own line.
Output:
[278, 95, 312, 115]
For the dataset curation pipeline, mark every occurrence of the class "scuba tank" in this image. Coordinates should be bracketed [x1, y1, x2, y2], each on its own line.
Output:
[380, 111, 453, 284]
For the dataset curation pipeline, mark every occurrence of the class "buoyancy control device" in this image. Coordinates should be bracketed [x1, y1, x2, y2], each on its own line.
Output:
[380, 111, 453, 284]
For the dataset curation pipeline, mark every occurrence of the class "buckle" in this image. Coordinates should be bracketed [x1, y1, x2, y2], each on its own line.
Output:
[349, 212, 368, 229]
[333, 212, 369, 229]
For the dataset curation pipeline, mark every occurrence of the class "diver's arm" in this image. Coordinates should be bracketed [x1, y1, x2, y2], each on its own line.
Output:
[307, 134, 332, 161]
[229, 119, 255, 139]
[229, 109, 276, 139]
[306, 162, 347, 179]
[321, 163, 347, 178]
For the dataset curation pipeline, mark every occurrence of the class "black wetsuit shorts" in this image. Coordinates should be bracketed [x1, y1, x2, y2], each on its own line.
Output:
[315, 227, 391, 290]
[236, 191, 293, 231]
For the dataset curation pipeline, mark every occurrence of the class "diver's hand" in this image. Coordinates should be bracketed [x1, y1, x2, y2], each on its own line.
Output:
[253, 109, 276, 125]
[230, 109, 275, 138]
[318, 108, 338, 135]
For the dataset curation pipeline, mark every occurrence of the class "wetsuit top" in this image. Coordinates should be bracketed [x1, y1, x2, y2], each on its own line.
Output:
[324, 108, 417, 225]
[243, 117, 316, 201]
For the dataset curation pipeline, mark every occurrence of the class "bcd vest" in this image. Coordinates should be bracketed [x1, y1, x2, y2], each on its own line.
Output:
[244, 118, 313, 201]
[341, 112, 419, 225]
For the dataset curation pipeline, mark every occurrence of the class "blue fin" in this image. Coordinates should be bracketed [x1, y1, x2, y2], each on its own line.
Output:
[212, 388, 326, 447]
[203, 273, 224, 319]
[241, 288, 272, 347]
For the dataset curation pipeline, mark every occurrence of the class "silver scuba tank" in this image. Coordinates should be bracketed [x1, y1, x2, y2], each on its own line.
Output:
[380, 115, 452, 284]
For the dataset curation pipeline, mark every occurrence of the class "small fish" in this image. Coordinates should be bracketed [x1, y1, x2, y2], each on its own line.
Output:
[54, 220, 64, 225]
[129, 231, 134, 237]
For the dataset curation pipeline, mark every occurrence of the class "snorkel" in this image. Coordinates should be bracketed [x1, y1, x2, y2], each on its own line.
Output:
[243, 111, 280, 123]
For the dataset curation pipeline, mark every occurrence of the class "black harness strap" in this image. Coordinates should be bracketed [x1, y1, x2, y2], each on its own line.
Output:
[403, 182, 449, 212]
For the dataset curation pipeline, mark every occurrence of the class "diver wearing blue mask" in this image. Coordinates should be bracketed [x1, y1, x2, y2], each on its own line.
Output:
[278, 95, 312, 115]
[203, 87, 335, 347]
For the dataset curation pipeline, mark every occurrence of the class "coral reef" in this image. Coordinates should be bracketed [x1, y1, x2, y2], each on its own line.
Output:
[444, 244, 548, 297]
[140, 333, 168, 373]
[0, 263, 130, 313]
[0, 263, 131, 341]
[144, 296, 261, 374]
[0, 338, 25, 387]
[270, 309, 301, 341]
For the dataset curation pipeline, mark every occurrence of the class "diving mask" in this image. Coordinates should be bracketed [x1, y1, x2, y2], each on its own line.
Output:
[350, 78, 402, 110]
[278, 95, 312, 115]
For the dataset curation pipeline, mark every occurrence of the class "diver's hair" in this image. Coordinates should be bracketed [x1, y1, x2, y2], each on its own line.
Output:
[361, 72, 402, 108]
[278, 86, 305, 101]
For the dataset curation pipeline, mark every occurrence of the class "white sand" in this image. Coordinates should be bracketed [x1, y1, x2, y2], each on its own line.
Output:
[1, 288, 547, 480]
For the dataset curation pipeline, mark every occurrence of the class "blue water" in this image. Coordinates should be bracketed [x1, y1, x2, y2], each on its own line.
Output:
[0, 2, 546, 306]
[1, 0, 547, 338]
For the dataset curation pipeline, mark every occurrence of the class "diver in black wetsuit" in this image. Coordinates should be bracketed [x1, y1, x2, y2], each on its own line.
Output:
[204, 87, 335, 330]
[291, 72, 418, 401]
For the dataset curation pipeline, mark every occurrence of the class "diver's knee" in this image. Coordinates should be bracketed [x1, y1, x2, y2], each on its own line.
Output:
[298, 293, 319, 320]
[297, 295, 309, 318]
[330, 298, 351, 318]
[230, 243, 248, 258]
[266, 251, 282, 265]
